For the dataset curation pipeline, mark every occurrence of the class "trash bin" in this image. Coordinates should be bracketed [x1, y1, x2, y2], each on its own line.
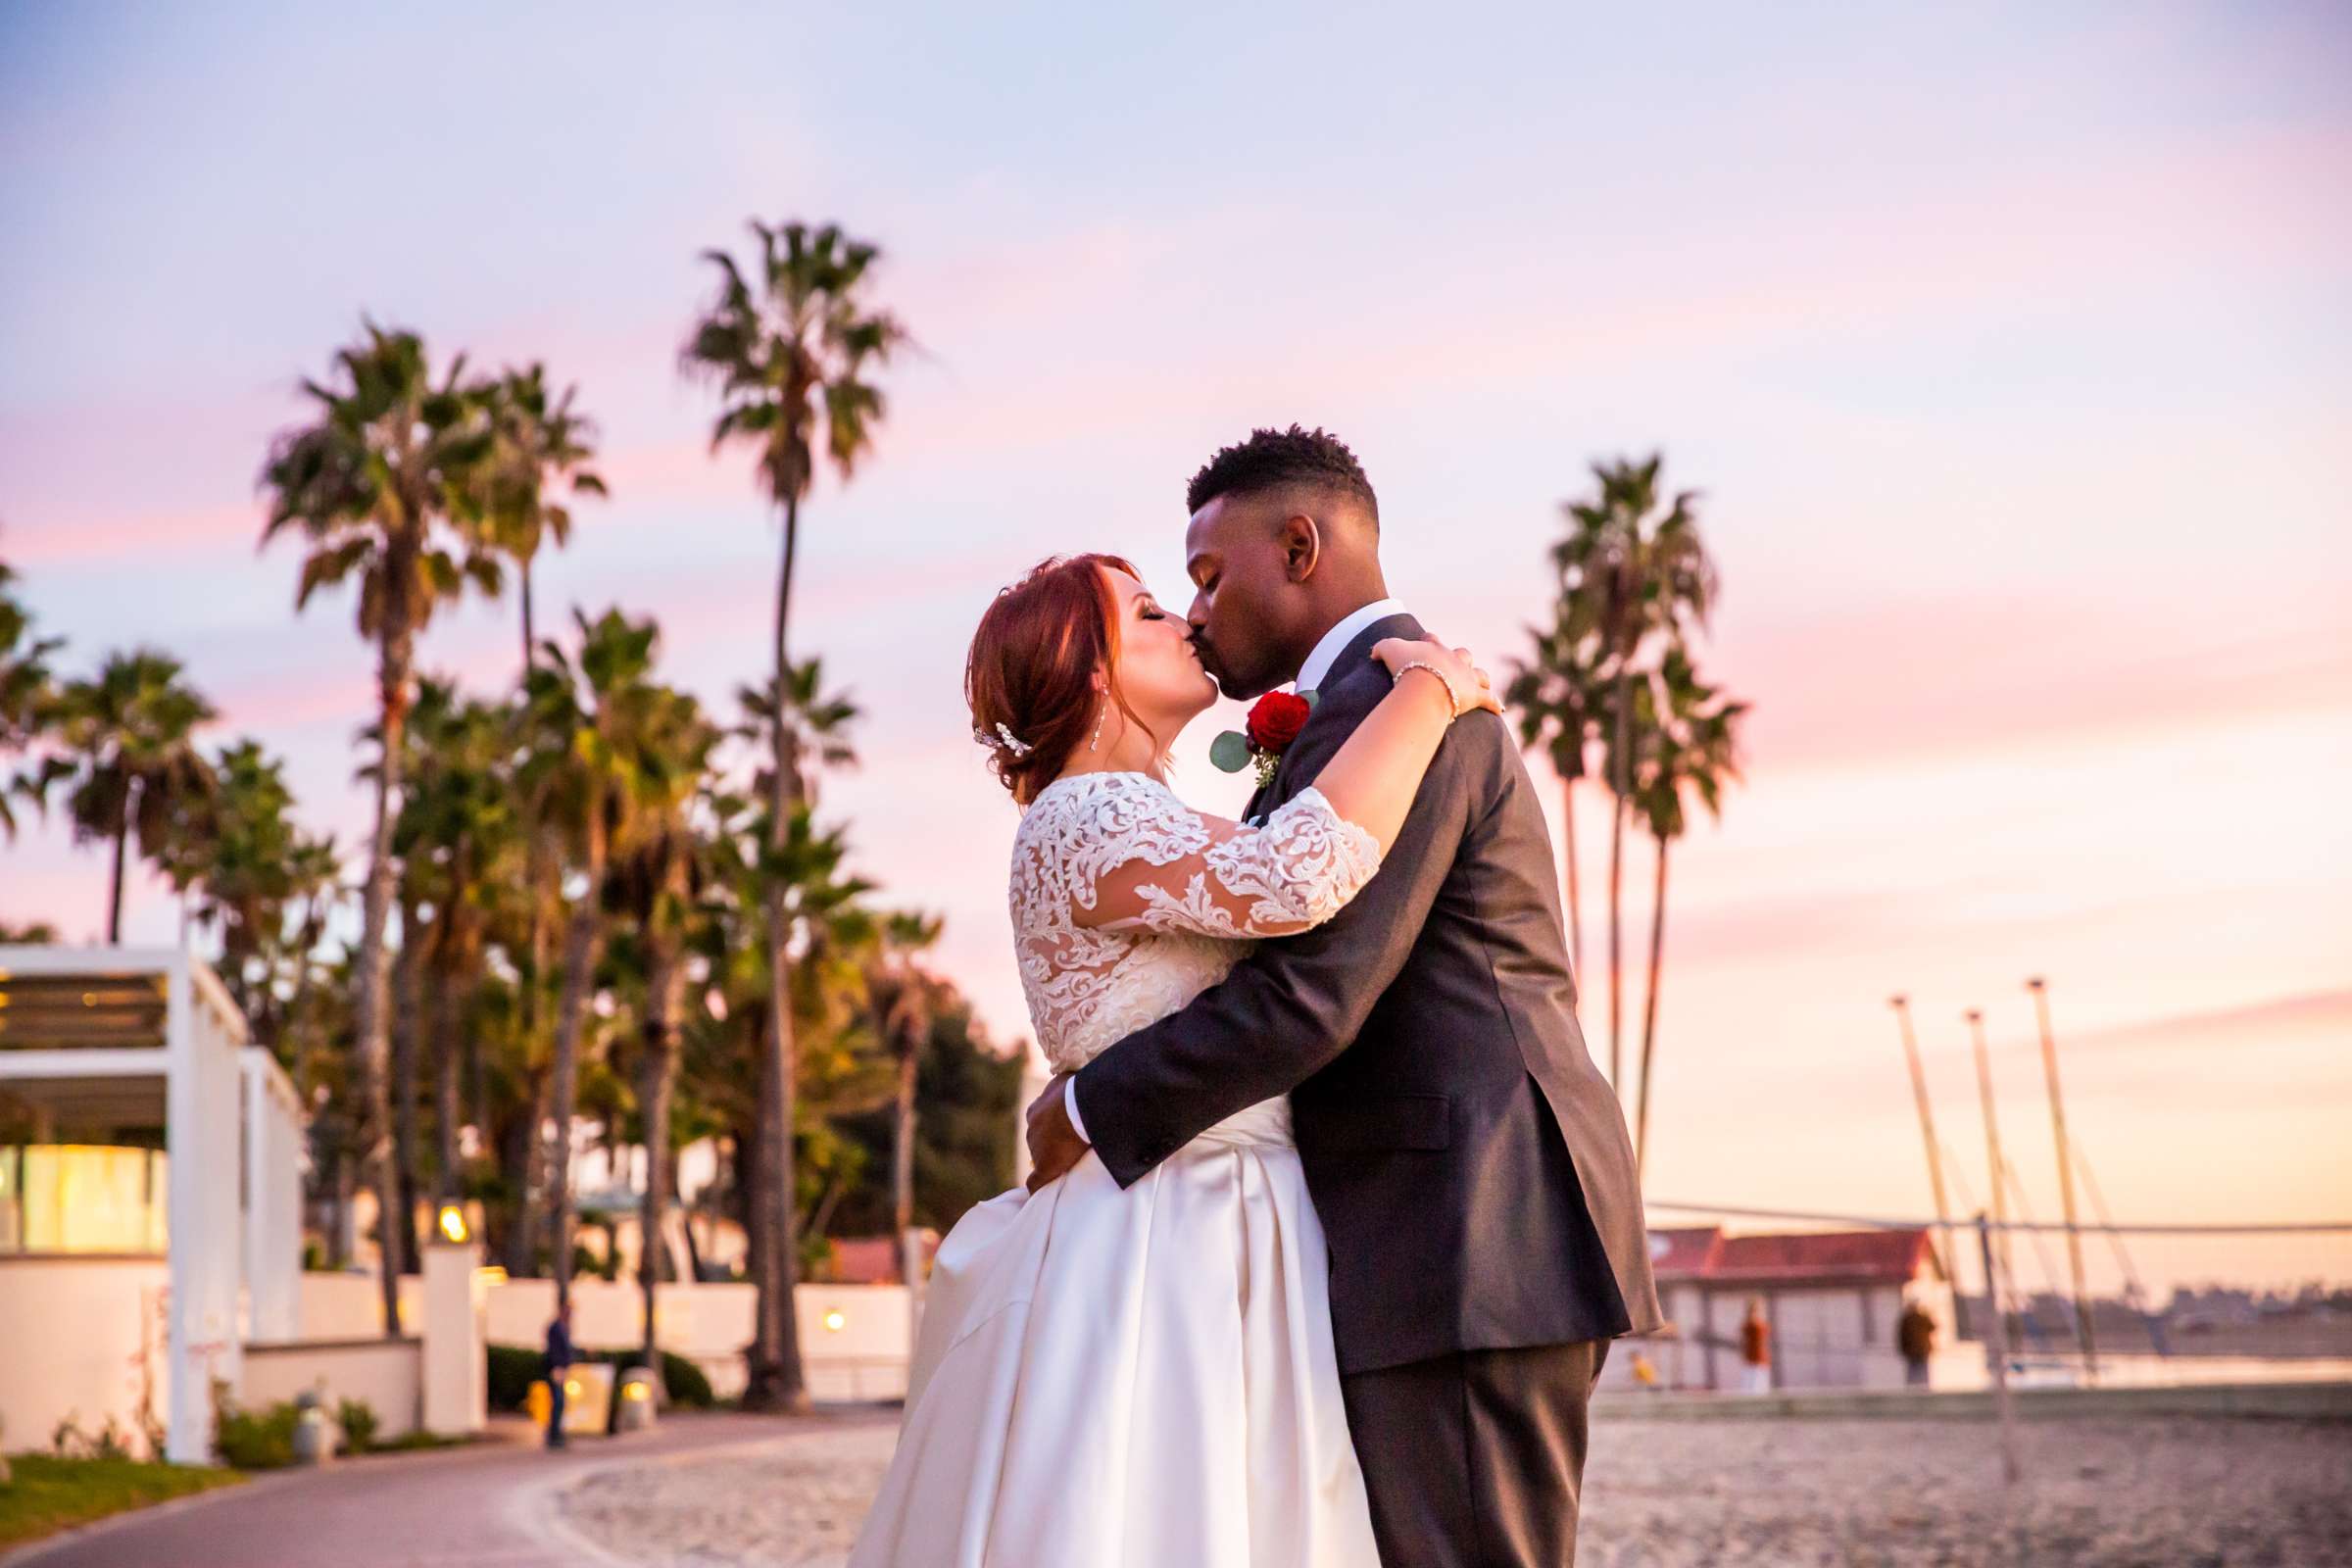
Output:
[291, 1389, 334, 1467]
[614, 1366, 659, 1433]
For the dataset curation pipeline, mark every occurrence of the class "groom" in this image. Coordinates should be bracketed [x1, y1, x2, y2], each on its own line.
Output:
[1026, 425, 1661, 1564]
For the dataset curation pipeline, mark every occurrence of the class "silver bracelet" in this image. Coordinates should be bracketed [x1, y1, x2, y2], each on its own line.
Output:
[1392, 660, 1465, 717]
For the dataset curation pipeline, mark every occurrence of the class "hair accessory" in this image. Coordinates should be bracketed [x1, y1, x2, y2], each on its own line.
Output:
[975, 721, 1035, 759]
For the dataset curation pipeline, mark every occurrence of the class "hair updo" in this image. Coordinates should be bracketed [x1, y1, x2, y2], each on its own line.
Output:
[966, 553, 1146, 805]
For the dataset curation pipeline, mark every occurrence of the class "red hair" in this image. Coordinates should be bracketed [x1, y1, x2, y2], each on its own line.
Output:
[966, 554, 1153, 805]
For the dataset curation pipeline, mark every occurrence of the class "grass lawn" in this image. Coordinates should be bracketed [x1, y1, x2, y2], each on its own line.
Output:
[0, 1455, 247, 1550]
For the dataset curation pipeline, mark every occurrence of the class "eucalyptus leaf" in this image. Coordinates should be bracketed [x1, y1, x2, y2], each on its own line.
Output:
[1208, 729, 1251, 773]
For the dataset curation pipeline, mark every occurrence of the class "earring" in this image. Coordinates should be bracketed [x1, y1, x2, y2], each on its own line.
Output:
[1089, 707, 1107, 753]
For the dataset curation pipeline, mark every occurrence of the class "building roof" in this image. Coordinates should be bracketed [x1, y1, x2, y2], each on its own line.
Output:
[1648, 1225, 1940, 1287]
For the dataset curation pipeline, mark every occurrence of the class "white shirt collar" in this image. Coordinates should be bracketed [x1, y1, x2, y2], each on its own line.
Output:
[1296, 597, 1408, 694]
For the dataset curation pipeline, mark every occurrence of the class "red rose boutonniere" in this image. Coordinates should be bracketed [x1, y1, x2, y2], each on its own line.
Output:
[1211, 689, 1317, 788]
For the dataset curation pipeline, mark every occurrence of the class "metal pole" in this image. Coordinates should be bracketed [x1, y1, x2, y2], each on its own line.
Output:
[1889, 995, 1959, 1287]
[2029, 977, 2098, 1381]
[1966, 1009, 2016, 1329]
[1976, 1210, 2021, 1485]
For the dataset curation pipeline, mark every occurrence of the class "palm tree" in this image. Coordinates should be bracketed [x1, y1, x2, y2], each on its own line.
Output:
[681, 220, 906, 1410]
[51, 650, 220, 941]
[606, 692, 719, 1379]
[519, 608, 681, 1308]
[1506, 592, 1603, 986]
[393, 682, 516, 1205]
[1552, 457, 1718, 1091]
[261, 322, 502, 1333]
[869, 912, 944, 1252]
[733, 659, 860, 807]
[480, 365, 606, 676]
[1626, 648, 1746, 1178]
[161, 738, 338, 1044]
[1, 561, 66, 839]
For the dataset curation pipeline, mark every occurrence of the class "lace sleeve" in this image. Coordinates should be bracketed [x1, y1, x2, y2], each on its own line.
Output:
[1068, 779, 1384, 940]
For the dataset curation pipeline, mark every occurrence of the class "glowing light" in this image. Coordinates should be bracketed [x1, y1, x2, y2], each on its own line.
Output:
[435, 1203, 470, 1245]
[824, 1309, 847, 1333]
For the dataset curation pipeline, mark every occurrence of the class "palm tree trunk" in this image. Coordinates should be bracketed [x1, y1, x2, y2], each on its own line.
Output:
[731, 1111, 760, 1293]
[548, 854, 603, 1309]
[746, 494, 809, 1412]
[106, 800, 131, 944]
[356, 619, 413, 1336]
[519, 562, 536, 679]
[326, 1135, 354, 1269]
[432, 956, 466, 1204]
[637, 943, 684, 1384]
[1635, 833, 1670, 1180]
[1607, 669, 1630, 1092]
[893, 1026, 918, 1242]
[679, 1170, 706, 1284]
[498, 1075, 545, 1276]
[516, 844, 553, 1263]
[1561, 777, 1584, 986]
[392, 899, 425, 1271]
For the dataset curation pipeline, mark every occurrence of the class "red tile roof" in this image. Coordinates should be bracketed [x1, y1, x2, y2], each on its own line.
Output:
[1645, 1226, 1727, 1276]
[1648, 1226, 1937, 1286]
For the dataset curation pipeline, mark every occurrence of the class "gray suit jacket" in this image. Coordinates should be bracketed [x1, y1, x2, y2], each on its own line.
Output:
[1072, 612, 1662, 1374]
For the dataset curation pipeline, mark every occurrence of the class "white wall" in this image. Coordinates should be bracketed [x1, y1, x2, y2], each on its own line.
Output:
[473, 1276, 911, 1401]
[240, 1338, 421, 1441]
[0, 1257, 169, 1458]
[299, 1272, 920, 1403]
[241, 1051, 304, 1341]
[298, 1270, 424, 1341]
[165, 958, 248, 1462]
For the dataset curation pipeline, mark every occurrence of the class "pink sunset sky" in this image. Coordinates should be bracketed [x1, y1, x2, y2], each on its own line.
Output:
[3, 4, 2346, 1287]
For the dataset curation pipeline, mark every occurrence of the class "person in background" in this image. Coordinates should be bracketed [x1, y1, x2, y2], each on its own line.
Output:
[1898, 1292, 1938, 1388]
[545, 1298, 575, 1449]
[1740, 1298, 1772, 1395]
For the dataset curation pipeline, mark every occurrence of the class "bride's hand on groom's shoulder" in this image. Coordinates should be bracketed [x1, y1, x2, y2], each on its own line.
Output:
[1371, 636, 1502, 718]
[1026, 1072, 1089, 1192]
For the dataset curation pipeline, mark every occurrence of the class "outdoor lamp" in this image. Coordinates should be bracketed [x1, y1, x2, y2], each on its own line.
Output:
[435, 1202, 470, 1245]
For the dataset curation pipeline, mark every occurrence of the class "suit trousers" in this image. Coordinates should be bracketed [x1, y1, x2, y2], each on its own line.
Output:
[1341, 1339, 1610, 1567]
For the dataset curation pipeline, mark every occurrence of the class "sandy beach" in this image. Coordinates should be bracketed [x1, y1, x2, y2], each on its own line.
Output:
[553, 1405, 2352, 1567]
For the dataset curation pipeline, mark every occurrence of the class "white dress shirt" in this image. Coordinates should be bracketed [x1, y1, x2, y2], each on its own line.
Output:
[1062, 597, 1409, 1149]
[1297, 596, 1408, 695]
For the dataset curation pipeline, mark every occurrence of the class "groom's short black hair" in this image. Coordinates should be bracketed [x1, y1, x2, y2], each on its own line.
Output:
[1187, 425, 1378, 526]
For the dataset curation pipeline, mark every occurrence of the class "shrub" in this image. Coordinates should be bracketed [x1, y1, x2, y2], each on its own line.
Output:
[334, 1398, 379, 1455]
[486, 1345, 545, 1414]
[211, 1395, 298, 1471]
[601, 1348, 714, 1410]
[485, 1344, 715, 1412]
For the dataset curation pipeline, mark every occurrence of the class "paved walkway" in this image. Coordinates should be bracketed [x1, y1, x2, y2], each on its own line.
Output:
[2, 1414, 820, 1568]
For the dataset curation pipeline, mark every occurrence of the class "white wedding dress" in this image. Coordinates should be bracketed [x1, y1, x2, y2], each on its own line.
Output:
[848, 770, 1385, 1567]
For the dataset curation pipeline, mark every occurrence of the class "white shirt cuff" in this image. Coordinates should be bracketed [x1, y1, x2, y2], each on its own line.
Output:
[1061, 1076, 1093, 1146]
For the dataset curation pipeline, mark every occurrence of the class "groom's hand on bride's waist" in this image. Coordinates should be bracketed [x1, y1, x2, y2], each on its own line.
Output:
[1025, 1073, 1090, 1192]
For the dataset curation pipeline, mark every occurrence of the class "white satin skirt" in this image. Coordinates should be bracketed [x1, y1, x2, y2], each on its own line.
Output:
[846, 1098, 1380, 1567]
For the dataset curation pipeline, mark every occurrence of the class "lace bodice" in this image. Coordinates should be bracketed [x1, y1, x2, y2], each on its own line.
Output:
[1010, 771, 1382, 1071]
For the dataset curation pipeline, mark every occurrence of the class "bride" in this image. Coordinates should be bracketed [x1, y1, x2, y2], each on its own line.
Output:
[847, 552, 1497, 1567]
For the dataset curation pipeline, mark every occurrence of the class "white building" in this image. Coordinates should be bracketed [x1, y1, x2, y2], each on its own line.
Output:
[0, 947, 304, 1461]
[1600, 1225, 1973, 1393]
